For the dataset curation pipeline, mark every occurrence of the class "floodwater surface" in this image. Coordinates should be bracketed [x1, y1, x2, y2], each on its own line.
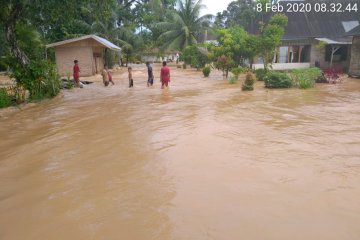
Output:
[1, 65, 360, 240]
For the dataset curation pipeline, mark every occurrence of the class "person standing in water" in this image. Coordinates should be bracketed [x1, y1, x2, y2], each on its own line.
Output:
[146, 62, 154, 87]
[128, 67, 134, 88]
[160, 61, 170, 89]
[101, 65, 109, 87]
[73, 60, 80, 88]
[102, 65, 114, 86]
[107, 66, 115, 85]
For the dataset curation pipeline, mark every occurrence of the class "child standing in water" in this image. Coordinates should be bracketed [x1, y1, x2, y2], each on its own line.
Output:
[101, 65, 109, 87]
[128, 67, 134, 88]
[105, 65, 115, 85]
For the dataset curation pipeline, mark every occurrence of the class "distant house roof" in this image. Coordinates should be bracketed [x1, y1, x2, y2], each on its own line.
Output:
[250, 0, 360, 41]
[346, 25, 360, 36]
[46, 35, 121, 52]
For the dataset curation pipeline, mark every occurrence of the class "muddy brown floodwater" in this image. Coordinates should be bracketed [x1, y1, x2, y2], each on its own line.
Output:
[1, 64, 360, 240]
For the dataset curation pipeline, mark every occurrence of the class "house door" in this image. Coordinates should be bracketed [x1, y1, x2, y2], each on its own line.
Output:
[93, 53, 102, 74]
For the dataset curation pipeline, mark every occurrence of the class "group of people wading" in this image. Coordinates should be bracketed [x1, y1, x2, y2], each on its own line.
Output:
[73, 60, 171, 89]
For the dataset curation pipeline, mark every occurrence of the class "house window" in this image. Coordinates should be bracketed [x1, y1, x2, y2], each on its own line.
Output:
[325, 45, 348, 62]
[275, 45, 311, 63]
[278, 46, 289, 63]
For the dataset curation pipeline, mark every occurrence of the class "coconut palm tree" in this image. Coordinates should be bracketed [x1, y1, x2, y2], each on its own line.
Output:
[155, 0, 213, 51]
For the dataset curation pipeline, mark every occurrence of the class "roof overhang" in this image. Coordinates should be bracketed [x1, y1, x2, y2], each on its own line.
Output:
[46, 35, 121, 52]
[315, 38, 352, 45]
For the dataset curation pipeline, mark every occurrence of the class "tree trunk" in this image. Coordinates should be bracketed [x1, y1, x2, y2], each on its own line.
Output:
[4, 0, 30, 68]
[330, 45, 340, 67]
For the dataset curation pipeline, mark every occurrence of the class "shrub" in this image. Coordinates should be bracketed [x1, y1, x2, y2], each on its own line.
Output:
[183, 45, 209, 70]
[10, 60, 60, 100]
[255, 68, 268, 81]
[316, 72, 327, 83]
[0, 88, 13, 108]
[242, 72, 256, 91]
[231, 67, 245, 78]
[203, 66, 211, 77]
[322, 67, 343, 84]
[290, 68, 322, 89]
[229, 75, 237, 84]
[264, 71, 292, 88]
[182, 63, 187, 69]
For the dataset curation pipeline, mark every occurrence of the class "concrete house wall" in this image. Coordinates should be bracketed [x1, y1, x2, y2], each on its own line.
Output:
[310, 42, 351, 70]
[349, 36, 360, 76]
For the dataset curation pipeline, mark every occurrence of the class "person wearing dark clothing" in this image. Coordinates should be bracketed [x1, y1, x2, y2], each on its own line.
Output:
[146, 62, 154, 87]
[128, 67, 134, 88]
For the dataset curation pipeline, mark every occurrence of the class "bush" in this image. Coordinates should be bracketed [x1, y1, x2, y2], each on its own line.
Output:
[290, 68, 322, 89]
[182, 63, 187, 69]
[183, 45, 209, 70]
[255, 69, 268, 81]
[203, 66, 211, 77]
[10, 60, 60, 100]
[0, 88, 13, 108]
[242, 72, 256, 91]
[322, 67, 343, 84]
[264, 71, 292, 88]
[229, 75, 237, 84]
[231, 67, 245, 78]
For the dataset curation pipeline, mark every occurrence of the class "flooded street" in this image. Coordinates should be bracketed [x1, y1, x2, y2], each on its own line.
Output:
[1, 65, 360, 240]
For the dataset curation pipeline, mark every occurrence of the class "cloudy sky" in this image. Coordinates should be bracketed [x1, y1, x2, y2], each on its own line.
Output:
[201, 0, 234, 15]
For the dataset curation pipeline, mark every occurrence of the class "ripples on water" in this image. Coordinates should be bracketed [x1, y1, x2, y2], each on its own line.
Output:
[1, 66, 360, 239]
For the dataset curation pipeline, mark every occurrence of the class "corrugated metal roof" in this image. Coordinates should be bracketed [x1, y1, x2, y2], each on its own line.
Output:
[46, 35, 121, 52]
[92, 35, 121, 51]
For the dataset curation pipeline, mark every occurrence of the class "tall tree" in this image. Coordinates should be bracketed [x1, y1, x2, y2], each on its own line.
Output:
[155, 0, 213, 51]
[222, 0, 257, 28]
[1, 0, 30, 67]
[258, 13, 288, 69]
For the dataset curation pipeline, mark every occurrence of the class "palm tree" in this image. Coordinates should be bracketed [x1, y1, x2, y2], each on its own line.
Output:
[155, 0, 213, 51]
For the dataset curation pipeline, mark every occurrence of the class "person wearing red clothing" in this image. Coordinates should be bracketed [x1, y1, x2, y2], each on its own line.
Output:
[73, 60, 80, 88]
[160, 61, 170, 89]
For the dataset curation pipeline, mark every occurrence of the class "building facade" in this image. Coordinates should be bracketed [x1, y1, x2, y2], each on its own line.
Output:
[47, 35, 121, 77]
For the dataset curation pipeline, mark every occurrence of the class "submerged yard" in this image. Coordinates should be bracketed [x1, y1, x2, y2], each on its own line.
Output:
[1, 65, 360, 240]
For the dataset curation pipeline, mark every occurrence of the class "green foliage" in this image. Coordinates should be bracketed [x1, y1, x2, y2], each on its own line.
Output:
[258, 14, 288, 69]
[155, 0, 212, 50]
[290, 68, 322, 89]
[183, 45, 209, 70]
[231, 67, 246, 78]
[219, 0, 258, 28]
[0, 88, 13, 108]
[242, 72, 256, 91]
[255, 68, 268, 81]
[211, 26, 259, 76]
[315, 41, 326, 50]
[202, 66, 211, 77]
[215, 55, 235, 78]
[264, 71, 292, 88]
[229, 75, 237, 84]
[212, 27, 248, 66]
[10, 60, 60, 100]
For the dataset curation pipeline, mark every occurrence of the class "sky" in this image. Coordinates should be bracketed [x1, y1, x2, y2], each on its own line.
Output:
[201, 0, 234, 16]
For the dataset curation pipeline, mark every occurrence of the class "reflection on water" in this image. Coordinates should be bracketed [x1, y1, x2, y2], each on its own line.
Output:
[1, 66, 360, 240]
